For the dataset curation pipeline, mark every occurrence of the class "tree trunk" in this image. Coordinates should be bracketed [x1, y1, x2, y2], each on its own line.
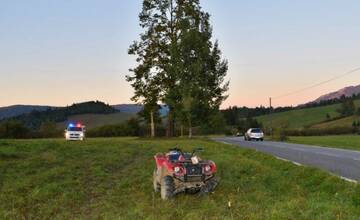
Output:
[180, 125, 184, 137]
[188, 118, 192, 138]
[150, 110, 155, 138]
[167, 108, 174, 137]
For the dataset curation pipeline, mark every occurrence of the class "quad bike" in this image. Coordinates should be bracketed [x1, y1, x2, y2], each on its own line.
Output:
[153, 147, 218, 200]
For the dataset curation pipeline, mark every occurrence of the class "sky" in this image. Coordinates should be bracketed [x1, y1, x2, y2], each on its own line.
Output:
[1, 0, 360, 108]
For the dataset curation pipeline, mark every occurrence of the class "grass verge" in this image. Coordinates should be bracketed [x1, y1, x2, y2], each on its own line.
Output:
[0, 137, 359, 219]
[288, 135, 360, 151]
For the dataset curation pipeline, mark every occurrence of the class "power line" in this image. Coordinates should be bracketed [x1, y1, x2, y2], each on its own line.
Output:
[272, 66, 360, 100]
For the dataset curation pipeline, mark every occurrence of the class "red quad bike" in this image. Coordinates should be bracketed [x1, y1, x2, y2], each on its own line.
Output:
[153, 147, 218, 200]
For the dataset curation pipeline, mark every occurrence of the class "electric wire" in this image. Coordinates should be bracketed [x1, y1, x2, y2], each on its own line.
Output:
[272, 66, 360, 100]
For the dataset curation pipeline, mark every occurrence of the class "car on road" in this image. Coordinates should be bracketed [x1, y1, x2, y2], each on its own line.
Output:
[65, 123, 85, 141]
[244, 128, 264, 141]
[153, 148, 218, 200]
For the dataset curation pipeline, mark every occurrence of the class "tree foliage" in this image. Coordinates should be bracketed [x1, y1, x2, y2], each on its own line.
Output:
[337, 99, 355, 116]
[127, 0, 229, 137]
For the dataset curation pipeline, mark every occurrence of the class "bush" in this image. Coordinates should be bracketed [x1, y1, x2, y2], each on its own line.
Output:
[0, 120, 30, 139]
[271, 124, 288, 141]
[285, 126, 355, 136]
[87, 118, 142, 137]
[38, 121, 62, 138]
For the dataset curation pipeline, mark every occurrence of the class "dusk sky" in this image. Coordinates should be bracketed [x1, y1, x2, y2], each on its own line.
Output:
[1, 0, 360, 108]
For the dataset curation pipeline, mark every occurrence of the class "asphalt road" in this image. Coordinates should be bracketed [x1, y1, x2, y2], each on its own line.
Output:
[214, 137, 360, 182]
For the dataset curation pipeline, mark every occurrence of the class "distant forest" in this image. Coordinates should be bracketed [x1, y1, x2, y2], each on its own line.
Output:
[1, 94, 360, 139]
[221, 93, 360, 128]
[1, 101, 117, 129]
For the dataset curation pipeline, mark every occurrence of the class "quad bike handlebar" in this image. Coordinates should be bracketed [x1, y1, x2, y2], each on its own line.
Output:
[168, 147, 204, 157]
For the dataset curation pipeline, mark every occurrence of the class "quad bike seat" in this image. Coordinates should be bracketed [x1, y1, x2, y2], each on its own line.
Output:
[168, 151, 181, 161]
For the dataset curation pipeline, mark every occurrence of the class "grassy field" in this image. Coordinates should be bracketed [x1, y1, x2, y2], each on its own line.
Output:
[256, 100, 360, 129]
[288, 135, 360, 151]
[0, 138, 360, 219]
[311, 116, 360, 129]
[56, 112, 135, 129]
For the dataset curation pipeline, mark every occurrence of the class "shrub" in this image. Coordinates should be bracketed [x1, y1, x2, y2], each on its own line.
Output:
[285, 126, 355, 136]
[271, 124, 288, 141]
[0, 120, 30, 139]
[87, 118, 144, 137]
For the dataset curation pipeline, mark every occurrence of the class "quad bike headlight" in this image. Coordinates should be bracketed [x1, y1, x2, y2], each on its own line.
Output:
[205, 165, 211, 172]
[174, 166, 181, 173]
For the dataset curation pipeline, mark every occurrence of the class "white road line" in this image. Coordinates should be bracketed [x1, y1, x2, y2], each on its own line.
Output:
[275, 157, 358, 184]
[292, 161, 302, 166]
[218, 139, 359, 184]
[219, 141, 232, 145]
[340, 176, 358, 184]
[275, 156, 302, 166]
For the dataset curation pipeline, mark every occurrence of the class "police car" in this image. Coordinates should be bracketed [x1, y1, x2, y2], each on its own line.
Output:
[65, 123, 85, 141]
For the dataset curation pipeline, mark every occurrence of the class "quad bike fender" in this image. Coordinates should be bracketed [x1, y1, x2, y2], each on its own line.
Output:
[154, 154, 175, 173]
[154, 165, 173, 185]
[154, 154, 166, 169]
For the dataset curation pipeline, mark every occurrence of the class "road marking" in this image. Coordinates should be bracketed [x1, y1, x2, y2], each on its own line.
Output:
[340, 176, 358, 184]
[219, 141, 232, 145]
[217, 139, 359, 184]
[275, 157, 358, 184]
[292, 161, 302, 166]
[275, 156, 302, 166]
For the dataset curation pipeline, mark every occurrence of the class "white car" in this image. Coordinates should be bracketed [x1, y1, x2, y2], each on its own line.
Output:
[244, 128, 264, 141]
[65, 123, 85, 141]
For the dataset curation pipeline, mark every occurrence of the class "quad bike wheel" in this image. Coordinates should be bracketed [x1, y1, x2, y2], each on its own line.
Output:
[161, 176, 175, 200]
[200, 177, 219, 195]
[153, 169, 160, 193]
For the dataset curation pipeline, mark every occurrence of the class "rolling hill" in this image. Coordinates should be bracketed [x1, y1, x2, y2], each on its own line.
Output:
[56, 112, 135, 129]
[311, 115, 360, 129]
[112, 104, 143, 114]
[0, 105, 52, 120]
[0, 103, 140, 120]
[256, 99, 360, 129]
[313, 84, 360, 103]
[1, 101, 119, 129]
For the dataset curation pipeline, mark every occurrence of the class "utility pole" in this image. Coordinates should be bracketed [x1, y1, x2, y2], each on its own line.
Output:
[269, 97, 273, 138]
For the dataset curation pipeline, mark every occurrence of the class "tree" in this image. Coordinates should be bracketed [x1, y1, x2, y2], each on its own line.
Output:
[356, 108, 360, 116]
[126, 0, 169, 137]
[128, 0, 228, 137]
[39, 121, 60, 138]
[337, 99, 355, 116]
[0, 120, 30, 139]
[326, 113, 331, 121]
[168, 0, 228, 137]
[138, 103, 162, 137]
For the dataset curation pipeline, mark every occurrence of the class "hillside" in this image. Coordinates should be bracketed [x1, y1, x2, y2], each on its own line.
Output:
[311, 115, 360, 129]
[56, 112, 135, 129]
[256, 99, 360, 129]
[3, 101, 118, 129]
[313, 84, 360, 103]
[0, 105, 52, 120]
[112, 104, 143, 114]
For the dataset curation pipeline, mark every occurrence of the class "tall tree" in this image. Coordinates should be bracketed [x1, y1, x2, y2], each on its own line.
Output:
[176, 0, 228, 137]
[128, 0, 228, 137]
[127, 0, 168, 137]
